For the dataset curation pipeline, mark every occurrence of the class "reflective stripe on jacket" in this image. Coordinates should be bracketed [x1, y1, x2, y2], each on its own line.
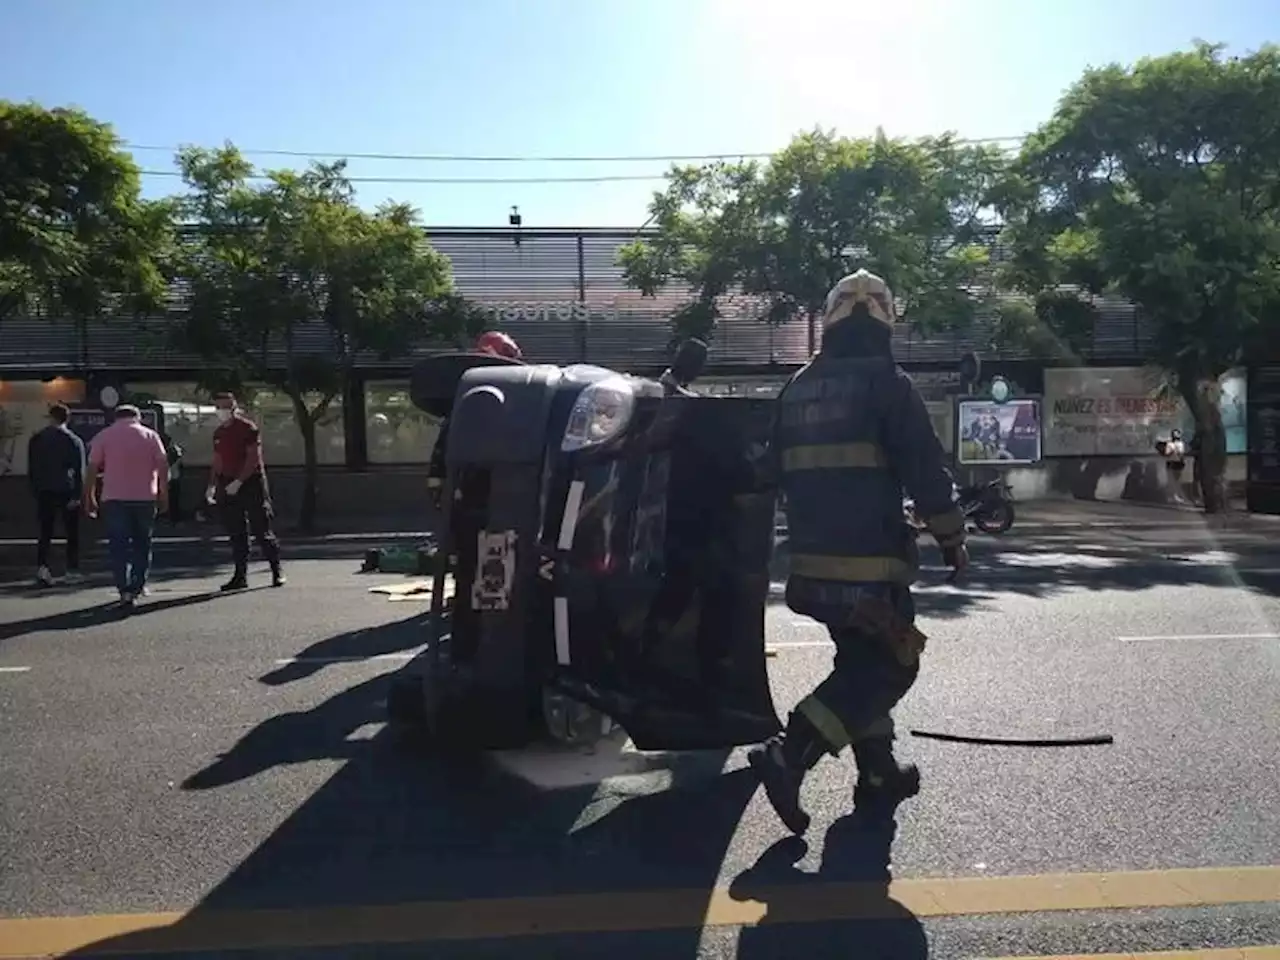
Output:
[772, 353, 964, 619]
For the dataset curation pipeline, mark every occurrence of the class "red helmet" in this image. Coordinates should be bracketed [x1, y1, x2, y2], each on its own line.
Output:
[474, 330, 522, 359]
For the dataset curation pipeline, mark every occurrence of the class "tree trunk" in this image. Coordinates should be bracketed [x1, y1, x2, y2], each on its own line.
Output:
[1176, 370, 1228, 514]
[288, 392, 320, 532]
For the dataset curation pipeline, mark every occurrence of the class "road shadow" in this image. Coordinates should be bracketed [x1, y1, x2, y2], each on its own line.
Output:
[0, 589, 235, 642]
[62, 655, 754, 958]
[730, 811, 928, 959]
[0, 539, 406, 584]
[259, 609, 438, 686]
[888, 534, 1280, 621]
[771, 530, 1280, 622]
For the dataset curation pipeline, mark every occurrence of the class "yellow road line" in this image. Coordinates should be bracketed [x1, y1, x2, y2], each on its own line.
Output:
[0, 865, 1277, 957]
[984, 948, 1280, 960]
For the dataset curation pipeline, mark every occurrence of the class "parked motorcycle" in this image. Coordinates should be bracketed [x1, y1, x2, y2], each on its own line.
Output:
[904, 478, 1016, 536]
[958, 479, 1016, 535]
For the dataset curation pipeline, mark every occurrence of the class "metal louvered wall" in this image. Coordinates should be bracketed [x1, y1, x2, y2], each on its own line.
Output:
[0, 227, 1154, 376]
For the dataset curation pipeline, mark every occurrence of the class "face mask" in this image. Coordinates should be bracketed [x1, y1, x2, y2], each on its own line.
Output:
[215, 409, 233, 424]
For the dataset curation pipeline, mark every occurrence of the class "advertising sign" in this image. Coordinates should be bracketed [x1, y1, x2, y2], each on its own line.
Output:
[1044, 367, 1247, 457]
[1247, 364, 1280, 513]
[956, 398, 1042, 465]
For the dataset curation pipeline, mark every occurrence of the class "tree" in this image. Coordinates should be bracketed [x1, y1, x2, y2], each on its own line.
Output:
[0, 101, 169, 355]
[996, 42, 1280, 512]
[171, 146, 485, 530]
[617, 129, 1009, 345]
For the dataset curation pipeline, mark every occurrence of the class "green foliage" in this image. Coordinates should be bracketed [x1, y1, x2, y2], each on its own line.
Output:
[997, 41, 1280, 509]
[618, 129, 1008, 341]
[172, 146, 467, 395]
[0, 101, 168, 328]
[998, 41, 1280, 374]
[171, 145, 478, 526]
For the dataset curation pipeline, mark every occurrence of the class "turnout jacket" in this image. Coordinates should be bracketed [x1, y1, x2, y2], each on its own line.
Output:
[771, 352, 964, 619]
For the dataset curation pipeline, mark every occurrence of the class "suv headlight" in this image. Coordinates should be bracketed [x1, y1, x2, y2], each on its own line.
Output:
[561, 375, 635, 452]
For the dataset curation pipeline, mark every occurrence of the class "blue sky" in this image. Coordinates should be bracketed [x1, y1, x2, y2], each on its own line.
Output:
[2, 0, 1275, 227]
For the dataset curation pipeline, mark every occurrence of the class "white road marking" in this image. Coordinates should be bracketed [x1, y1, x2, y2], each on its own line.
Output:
[767, 640, 832, 650]
[0, 666, 32, 674]
[1117, 632, 1280, 643]
[273, 652, 422, 665]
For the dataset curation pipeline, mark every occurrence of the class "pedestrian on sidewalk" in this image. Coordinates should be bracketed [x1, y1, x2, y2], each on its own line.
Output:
[83, 405, 170, 610]
[27, 403, 86, 586]
[208, 393, 284, 591]
[1160, 429, 1190, 505]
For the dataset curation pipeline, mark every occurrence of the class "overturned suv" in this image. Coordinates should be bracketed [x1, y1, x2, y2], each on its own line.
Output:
[386, 345, 785, 753]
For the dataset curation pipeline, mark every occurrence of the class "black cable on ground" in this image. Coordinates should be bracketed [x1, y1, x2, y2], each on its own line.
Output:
[909, 729, 1114, 747]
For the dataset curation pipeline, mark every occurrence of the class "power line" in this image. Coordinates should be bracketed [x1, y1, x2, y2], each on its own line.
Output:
[138, 169, 667, 185]
[125, 134, 1029, 165]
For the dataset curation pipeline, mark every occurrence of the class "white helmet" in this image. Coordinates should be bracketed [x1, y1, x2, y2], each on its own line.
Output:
[821, 269, 896, 330]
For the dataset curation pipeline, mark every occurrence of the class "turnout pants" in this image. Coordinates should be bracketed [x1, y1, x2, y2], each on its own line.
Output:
[796, 586, 921, 752]
[35, 491, 81, 571]
[219, 474, 281, 575]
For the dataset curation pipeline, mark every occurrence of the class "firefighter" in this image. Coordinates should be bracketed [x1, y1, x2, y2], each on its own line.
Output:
[748, 269, 968, 835]
[426, 331, 524, 508]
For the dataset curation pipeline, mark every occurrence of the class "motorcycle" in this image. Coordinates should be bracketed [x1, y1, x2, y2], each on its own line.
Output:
[904, 478, 1016, 536]
[958, 478, 1015, 535]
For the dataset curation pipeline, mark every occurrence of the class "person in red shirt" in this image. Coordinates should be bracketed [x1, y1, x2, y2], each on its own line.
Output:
[207, 393, 284, 591]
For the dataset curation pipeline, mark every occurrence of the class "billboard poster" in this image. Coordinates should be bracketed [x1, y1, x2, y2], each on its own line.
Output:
[1247, 365, 1280, 509]
[1045, 367, 1247, 456]
[956, 398, 1043, 465]
[1196, 370, 1247, 455]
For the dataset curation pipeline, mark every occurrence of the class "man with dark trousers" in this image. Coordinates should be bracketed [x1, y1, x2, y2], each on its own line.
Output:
[207, 393, 284, 591]
[748, 268, 968, 835]
[27, 402, 86, 585]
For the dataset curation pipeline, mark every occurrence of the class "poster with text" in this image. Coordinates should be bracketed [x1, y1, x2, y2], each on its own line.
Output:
[956, 398, 1042, 465]
[1044, 367, 1247, 457]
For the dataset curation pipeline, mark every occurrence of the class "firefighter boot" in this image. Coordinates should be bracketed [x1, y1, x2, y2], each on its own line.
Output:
[747, 711, 828, 835]
[852, 737, 921, 813]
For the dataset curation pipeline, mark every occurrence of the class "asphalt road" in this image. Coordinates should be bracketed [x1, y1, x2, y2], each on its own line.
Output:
[2, 512, 1280, 959]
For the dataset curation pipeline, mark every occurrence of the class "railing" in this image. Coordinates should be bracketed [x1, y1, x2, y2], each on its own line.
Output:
[0, 227, 1156, 374]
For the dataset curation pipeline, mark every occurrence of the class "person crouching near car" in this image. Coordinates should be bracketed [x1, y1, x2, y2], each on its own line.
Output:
[207, 393, 285, 591]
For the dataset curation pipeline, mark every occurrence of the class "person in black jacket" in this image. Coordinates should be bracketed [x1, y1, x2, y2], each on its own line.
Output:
[27, 403, 87, 585]
[748, 269, 968, 835]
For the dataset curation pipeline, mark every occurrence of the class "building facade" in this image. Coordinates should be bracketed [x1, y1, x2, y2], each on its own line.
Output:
[1, 226, 1216, 531]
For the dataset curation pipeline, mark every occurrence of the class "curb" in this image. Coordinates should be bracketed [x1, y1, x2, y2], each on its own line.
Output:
[0, 531, 430, 549]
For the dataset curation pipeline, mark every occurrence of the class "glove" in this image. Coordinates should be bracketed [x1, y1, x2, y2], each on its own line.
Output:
[225, 479, 243, 497]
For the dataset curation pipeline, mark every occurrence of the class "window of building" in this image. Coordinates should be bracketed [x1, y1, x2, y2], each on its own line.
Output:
[365, 380, 440, 464]
[126, 382, 345, 467]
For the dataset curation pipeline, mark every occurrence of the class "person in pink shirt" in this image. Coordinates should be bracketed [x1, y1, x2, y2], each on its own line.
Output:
[83, 405, 171, 609]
